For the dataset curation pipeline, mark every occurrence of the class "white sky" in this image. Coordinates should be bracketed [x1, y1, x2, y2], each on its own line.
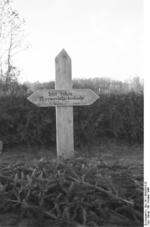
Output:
[13, 0, 143, 83]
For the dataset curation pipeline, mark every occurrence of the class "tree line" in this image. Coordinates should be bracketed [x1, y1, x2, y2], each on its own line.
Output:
[0, 79, 143, 149]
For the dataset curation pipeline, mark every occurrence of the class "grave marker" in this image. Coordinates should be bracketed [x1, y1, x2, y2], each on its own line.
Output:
[28, 49, 99, 159]
[27, 89, 99, 107]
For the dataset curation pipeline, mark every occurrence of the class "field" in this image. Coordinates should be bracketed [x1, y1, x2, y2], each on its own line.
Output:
[0, 143, 143, 227]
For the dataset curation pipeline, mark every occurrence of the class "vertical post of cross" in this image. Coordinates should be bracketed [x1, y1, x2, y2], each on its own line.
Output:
[55, 49, 74, 159]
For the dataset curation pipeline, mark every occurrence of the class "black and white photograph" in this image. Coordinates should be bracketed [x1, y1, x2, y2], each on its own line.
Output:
[0, 0, 145, 226]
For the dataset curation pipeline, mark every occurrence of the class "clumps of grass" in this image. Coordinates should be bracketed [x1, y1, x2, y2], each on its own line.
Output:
[0, 157, 143, 227]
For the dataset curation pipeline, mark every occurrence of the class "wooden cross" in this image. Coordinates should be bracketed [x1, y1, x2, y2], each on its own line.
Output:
[28, 49, 99, 159]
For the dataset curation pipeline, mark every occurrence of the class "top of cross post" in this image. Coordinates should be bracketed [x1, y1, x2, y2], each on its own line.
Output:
[55, 49, 71, 62]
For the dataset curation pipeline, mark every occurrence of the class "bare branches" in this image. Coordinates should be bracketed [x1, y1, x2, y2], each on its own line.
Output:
[0, 0, 26, 94]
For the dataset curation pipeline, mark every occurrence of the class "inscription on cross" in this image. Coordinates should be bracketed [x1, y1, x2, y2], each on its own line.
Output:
[28, 49, 99, 159]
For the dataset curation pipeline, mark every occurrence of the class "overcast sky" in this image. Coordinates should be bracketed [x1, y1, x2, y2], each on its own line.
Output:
[13, 0, 143, 83]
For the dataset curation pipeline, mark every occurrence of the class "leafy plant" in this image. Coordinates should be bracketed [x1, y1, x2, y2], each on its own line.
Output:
[0, 157, 143, 227]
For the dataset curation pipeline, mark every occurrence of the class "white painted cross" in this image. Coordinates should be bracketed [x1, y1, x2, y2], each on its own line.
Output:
[28, 49, 99, 159]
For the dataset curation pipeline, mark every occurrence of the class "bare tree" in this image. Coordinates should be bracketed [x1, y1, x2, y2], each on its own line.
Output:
[0, 0, 25, 94]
